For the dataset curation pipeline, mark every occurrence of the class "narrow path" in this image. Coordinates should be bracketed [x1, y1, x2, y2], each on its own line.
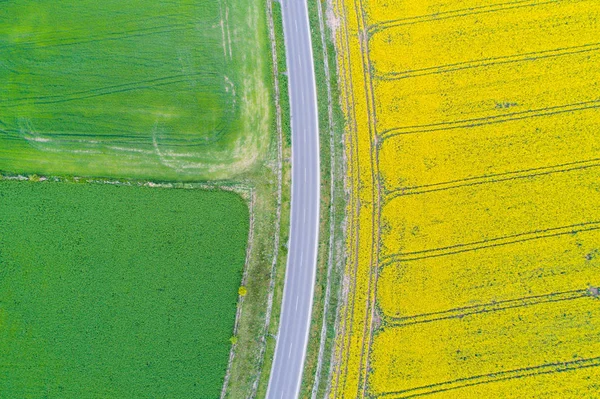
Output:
[266, 0, 321, 398]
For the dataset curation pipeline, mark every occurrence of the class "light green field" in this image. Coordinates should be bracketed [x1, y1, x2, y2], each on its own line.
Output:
[0, 0, 271, 180]
[0, 180, 249, 398]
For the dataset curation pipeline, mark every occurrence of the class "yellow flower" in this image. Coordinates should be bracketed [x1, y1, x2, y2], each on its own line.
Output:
[330, 0, 600, 397]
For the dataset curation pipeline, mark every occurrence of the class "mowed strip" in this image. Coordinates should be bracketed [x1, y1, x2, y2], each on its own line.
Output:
[0, 180, 249, 398]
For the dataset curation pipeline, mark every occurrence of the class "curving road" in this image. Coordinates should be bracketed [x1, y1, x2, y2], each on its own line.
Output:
[266, 0, 320, 398]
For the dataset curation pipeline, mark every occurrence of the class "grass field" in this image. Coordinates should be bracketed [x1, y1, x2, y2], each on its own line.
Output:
[0, 0, 271, 180]
[0, 180, 249, 398]
[0, 1, 286, 397]
[329, 0, 600, 397]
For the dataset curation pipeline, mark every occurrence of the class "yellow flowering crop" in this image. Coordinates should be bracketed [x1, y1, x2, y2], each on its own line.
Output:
[370, 299, 600, 397]
[380, 167, 600, 257]
[418, 367, 599, 399]
[369, 1, 600, 77]
[329, 0, 600, 397]
[378, 108, 600, 191]
[374, 50, 600, 136]
[378, 230, 600, 319]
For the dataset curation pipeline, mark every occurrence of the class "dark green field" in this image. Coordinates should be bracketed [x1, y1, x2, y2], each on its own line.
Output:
[0, 180, 249, 398]
[0, 0, 271, 180]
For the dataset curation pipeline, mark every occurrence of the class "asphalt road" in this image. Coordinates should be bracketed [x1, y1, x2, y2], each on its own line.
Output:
[266, 0, 320, 398]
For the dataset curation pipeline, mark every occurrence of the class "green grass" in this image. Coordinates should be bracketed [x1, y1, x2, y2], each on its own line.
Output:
[300, 0, 348, 398]
[271, 0, 292, 146]
[221, 1, 292, 396]
[0, 179, 249, 398]
[0, 0, 272, 181]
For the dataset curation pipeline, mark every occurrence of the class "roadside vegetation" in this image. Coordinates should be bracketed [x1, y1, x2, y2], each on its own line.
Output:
[237, 1, 292, 397]
[300, 0, 347, 398]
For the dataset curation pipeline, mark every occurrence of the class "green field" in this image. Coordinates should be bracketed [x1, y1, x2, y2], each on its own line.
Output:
[0, 180, 249, 398]
[0, 0, 271, 180]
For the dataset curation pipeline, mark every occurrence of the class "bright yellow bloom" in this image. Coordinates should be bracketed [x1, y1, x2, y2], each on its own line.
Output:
[370, 298, 600, 397]
[329, 0, 600, 397]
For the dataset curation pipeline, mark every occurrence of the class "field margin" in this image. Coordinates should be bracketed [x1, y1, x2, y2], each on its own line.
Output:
[222, 0, 293, 397]
[299, 0, 348, 398]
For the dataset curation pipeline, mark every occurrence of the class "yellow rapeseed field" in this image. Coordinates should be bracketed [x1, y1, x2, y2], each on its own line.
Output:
[371, 299, 600, 397]
[329, 0, 600, 397]
[378, 230, 600, 319]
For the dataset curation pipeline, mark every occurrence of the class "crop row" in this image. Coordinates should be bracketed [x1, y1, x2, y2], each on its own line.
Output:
[330, 0, 600, 397]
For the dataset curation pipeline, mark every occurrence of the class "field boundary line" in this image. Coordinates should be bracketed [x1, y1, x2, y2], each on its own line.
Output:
[385, 157, 600, 199]
[378, 356, 600, 399]
[221, 187, 256, 398]
[379, 100, 600, 140]
[380, 220, 600, 265]
[329, 0, 364, 395]
[369, 0, 559, 33]
[383, 289, 591, 327]
[0, 173, 253, 194]
[377, 42, 600, 81]
[310, 0, 343, 397]
[330, 0, 351, 393]
[352, 0, 382, 396]
[246, 0, 285, 397]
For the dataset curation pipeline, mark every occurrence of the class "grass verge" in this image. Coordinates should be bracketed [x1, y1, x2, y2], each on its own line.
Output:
[222, 0, 292, 397]
[299, 0, 347, 398]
